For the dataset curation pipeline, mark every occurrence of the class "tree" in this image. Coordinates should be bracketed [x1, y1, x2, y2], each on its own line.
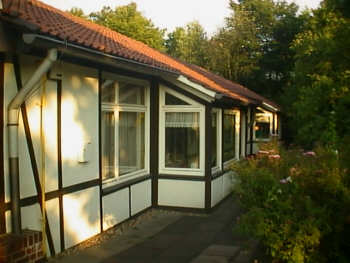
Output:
[207, 2, 261, 81]
[166, 21, 209, 67]
[287, 0, 350, 149]
[68, 7, 87, 19]
[89, 3, 166, 51]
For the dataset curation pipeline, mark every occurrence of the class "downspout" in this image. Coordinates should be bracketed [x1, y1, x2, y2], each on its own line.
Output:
[8, 48, 57, 234]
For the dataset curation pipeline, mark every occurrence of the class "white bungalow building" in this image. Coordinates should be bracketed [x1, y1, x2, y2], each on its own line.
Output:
[0, 0, 281, 257]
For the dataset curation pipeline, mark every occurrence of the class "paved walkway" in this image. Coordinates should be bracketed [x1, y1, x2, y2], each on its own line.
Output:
[52, 197, 265, 263]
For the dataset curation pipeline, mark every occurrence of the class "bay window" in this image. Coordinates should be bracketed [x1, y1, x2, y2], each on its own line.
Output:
[160, 86, 204, 175]
[101, 74, 149, 183]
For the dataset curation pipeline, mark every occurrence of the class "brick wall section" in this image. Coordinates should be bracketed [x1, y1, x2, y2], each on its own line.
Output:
[0, 230, 45, 263]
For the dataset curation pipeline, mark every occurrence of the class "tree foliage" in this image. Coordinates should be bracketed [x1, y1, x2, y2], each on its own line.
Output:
[165, 21, 209, 67]
[68, 7, 86, 19]
[68, 3, 166, 51]
[286, 0, 350, 148]
[206, 2, 261, 81]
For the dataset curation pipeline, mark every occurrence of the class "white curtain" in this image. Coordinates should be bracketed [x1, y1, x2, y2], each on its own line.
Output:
[165, 112, 199, 128]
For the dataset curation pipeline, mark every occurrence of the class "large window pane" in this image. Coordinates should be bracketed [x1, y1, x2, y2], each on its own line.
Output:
[255, 114, 270, 139]
[223, 114, 235, 162]
[119, 82, 145, 105]
[119, 112, 145, 175]
[165, 112, 199, 168]
[101, 80, 116, 103]
[102, 112, 116, 180]
[211, 112, 217, 168]
[165, 93, 189, 105]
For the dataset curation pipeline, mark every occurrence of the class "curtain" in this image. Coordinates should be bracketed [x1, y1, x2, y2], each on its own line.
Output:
[165, 112, 199, 128]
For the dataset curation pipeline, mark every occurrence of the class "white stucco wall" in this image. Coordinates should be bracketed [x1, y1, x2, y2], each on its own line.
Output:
[102, 188, 129, 231]
[131, 179, 151, 216]
[63, 186, 100, 249]
[55, 63, 99, 187]
[211, 171, 234, 208]
[158, 179, 205, 208]
[211, 176, 223, 207]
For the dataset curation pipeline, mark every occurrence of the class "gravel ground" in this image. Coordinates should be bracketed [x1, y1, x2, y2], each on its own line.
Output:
[52, 208, 206, 260]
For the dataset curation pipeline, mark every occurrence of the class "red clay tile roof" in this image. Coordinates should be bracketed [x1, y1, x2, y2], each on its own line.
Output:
[0, 0, 278, 108]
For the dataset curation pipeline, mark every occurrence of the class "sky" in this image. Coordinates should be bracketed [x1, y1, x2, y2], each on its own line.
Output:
[41, 0, 322, 35]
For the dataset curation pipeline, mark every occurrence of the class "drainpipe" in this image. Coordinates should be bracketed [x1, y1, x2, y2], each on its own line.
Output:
[8, 48, 57, 234]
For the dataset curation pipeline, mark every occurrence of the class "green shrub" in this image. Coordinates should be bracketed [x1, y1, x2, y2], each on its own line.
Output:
[233, 140, 350, 262]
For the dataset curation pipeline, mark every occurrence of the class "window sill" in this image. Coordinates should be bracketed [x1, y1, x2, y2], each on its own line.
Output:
[223, 158, 238, 170]
[102, 170, 149, 189]
[102, 173, 151, 196]
[159, 167, 204, 176]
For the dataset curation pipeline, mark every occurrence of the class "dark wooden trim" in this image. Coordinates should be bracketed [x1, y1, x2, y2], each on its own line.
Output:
[250, 107, 254, 154]
[0, 59, 5, 234]
[102, 175, 151, 196]
[239, 109, 242, 158]
[11, 56, 23, 231]
[57, 79, 65, 252]
[245, 108, 248, 157]
[46, 73, 65, 252]
[150, 78, 159, 207]
[272, 113, 276, 134]
[13, 56, 55, 255]
[158, 174, 205, 181]
[4, 178, 101, 210]
[221, 110, 225, 170]
[156, 205, 207, 214]
[100, 66, 153, 83]
[128, 186, 131, 217]
[62, 179, 100, 195]
[204, 105, 212, 210]
[98, 70, 103, 233]
[159, 79, 210, 106]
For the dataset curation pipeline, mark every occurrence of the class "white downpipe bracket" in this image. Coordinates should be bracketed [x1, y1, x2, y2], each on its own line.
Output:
[7, 48, 57, 234]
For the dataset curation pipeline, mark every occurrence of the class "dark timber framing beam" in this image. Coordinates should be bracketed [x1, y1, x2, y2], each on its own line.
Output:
[150, 78, 159, 207]
[47, 71, 64, 253]
[205, 105, 212, 211]
[98, 70, 103, 233]
[0, 56, 5, 234]
[13, 56, 55, 256]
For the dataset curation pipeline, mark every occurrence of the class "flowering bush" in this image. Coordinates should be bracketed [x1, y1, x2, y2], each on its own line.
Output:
[233, 140, 350, 263]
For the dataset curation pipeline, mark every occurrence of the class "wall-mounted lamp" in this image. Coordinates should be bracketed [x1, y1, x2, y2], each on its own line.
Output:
[78, 141, 91, 164]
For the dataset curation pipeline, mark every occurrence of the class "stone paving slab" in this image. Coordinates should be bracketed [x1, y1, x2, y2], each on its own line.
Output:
[51, 196, 254, 263]
[203, 245, 240, 258]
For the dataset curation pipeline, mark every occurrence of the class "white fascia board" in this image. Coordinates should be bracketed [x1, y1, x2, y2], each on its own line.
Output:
[262, 102, 279, 112]
[164, 75, 217, 103]
[177, 75, 217, 98]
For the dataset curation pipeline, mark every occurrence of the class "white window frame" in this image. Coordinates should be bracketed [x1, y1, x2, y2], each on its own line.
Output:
[223, 109, 240, 170]
[211, 108, 222, 175]
[254, 107, 273, 142]
[159, 85, 205, 176]
[101, 73, 150, 187]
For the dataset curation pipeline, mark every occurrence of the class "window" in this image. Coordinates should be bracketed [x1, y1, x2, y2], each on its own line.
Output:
[255, 113, 271, 140]
[223, 111, 236, 162]
[211, 109, 221, 172]
[101, 75, 149, 182]
[165, 112, 199, 168]
[211, 112, 217, 168]
[160, 87, 204, 175]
